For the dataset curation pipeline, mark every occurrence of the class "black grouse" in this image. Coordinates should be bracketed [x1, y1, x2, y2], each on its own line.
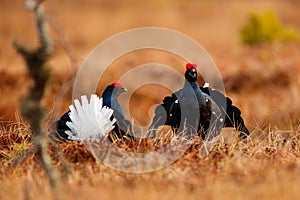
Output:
[148, 63, 249, 140]
[54, 82, 133, 141]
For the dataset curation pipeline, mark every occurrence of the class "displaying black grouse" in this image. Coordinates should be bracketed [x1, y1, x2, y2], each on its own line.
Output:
[55, 82, 133, 141]
[148, 63, 249, 140]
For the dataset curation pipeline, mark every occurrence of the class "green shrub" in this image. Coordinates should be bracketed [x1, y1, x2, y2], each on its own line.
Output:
[240, 10, 299, 45]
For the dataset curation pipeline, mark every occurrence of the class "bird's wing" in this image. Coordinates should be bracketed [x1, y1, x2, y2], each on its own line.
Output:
[148, 91, 181, 138]
[200, 87, 249, 138]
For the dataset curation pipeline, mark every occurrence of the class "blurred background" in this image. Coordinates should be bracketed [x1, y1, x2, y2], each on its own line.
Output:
[1, 0, 300, 131]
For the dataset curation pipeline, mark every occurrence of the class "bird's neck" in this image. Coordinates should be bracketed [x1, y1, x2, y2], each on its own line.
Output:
[111, 96, 125, 119]
[183, 80, 200, 91]
[183, 80, 206, 105]
[102, 91, 125, 119]
[102, 90, 112, 107]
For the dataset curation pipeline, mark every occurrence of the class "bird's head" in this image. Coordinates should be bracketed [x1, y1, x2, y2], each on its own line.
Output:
[112, 82, 127, 95]
[185, 63, 198, 82]
[102, 82, 127, 110]
[103, 82, 127, 98]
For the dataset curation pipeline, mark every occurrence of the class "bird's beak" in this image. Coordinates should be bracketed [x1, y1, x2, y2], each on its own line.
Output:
[189, 68, 197, 78]
[121, 87, 127, 93]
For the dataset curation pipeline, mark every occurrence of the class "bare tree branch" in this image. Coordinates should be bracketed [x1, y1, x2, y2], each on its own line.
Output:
[13, 0, 59, 198]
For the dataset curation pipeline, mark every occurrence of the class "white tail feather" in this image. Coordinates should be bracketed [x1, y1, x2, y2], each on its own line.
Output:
[65, 94, 115, 143]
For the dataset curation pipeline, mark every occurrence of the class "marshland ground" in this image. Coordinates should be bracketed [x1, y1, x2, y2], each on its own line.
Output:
[1, 0, 300, 199]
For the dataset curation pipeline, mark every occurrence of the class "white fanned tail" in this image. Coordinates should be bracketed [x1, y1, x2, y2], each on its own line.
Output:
[65, 94, 116, 143]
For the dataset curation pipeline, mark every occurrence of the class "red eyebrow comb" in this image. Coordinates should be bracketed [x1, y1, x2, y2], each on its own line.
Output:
[112, 82, 123, 88]
[186, 63, 198, 70]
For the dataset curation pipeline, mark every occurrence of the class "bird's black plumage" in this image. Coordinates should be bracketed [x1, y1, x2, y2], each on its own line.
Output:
[199, 86, 249, 138]
[54, 82, 133, 141]
[148, 63, 249, 139]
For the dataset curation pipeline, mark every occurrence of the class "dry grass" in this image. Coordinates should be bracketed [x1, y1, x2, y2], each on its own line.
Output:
[1, 122, 300, 200]
[1, 0, 300, 199]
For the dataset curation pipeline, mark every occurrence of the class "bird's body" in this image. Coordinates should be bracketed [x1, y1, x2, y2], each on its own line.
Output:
[149, 63, 249, 140]
[54, 82, 132, 142]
